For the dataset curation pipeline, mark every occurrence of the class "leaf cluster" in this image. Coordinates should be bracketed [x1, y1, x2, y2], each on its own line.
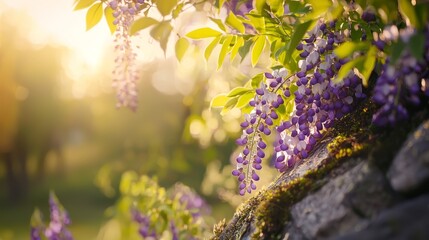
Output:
[107, 171, 208, 239]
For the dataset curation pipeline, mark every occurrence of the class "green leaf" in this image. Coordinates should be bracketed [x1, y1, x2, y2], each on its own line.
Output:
[334, 56, 365, 83]
[247, 14, 265, 33]
[130, 17, 159, 35]
[408, 32, 425, 60]
[205, 36, 221, 61]
[334, 42, 370, 59]
[289, 0, 308, 13]
[255, 0, 267, 13]
[390, 40, 406, 63]
[172, 3, 184, 19]
[150, 21, 173, 54]
[120, 171, 138, 194]
[230, 36, 244, 61]
[104, 6, 117, 34]
[267, 0, 283, 12]
[251, 73, 264, 88]
[221, 97, 239, 115]
[306, 0, 332, 19]
[86, 2, 103, 31]
[276, 102, 286, 116]
[415, 4, 429, 28]
[351, 24, 361, 41]
[355, 46, 377, 86]
[226, 12, 245, 33]
[30, 208, 44, 227]
[74, 0, 96, 11]
[398, 0, 419, 28]
[236, 92, 255, 109]
[186, 28, 223, 39]
[285, 100, 294, 118]
[217, 0, 227, 9]
[286, 20, 313, 61]
[175, 38, 189, 61]
[251, 36, 266, 67]
[238, 39, 253, 61]
[209, 17, 226, 31]
[210, 94, 229, 108]
[227, 87, 252, 97]
[218, 36, 233, 69]
[155, 0, 178, 16]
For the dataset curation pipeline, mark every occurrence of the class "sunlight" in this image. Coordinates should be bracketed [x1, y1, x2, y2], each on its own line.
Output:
[1, 0, 111, 69]
[1, 0, 112, 100]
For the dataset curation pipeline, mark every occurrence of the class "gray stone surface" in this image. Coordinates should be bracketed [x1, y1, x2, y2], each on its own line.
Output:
[388, 120, 429, 193]
[283, 222, 309, 240]
[290, 162, 395, 239]
[332, 194, 429, 240]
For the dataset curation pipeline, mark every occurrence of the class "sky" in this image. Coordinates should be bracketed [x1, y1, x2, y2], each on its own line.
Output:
[0, 0, 172, 98]
[1, 0, 111, 68]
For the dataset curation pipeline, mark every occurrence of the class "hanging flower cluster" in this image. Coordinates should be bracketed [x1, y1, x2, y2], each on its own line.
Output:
[30, 193, 73, 240]
[109, 0, 144, 111]
[372, 25, 429, 126]
[233, 21, 366, 195]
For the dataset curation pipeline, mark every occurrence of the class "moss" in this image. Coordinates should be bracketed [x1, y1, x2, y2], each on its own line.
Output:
[212, 219, 227, 238]
[327, 135, 367, 160]
[250, 134, 371, 239]
[252, 177, 313, 239]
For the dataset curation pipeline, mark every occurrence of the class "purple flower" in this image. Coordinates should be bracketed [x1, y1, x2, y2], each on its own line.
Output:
[110, 0, 141, 111]
[170, 221, 179, 240]
[131, 208, 157, 238]
[30, 193, 73, 240]
[171, 183, 211, 218]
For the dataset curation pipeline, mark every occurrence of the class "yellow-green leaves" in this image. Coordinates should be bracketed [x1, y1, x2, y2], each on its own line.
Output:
[205, 36, 221, 61]
[186, 28, 223, 39]
[210, 86, 254, 115]
[251, 36, 266, 67]
[74, 0, 96, 11]
[218, 36, 234, 69]
[104, 6, 117, 34]
[230, 36, 244, 61]
[333, 41, 376, 86]
[130, 17, 159, 35]
[335, 46, 377, 87]
[286, 20, 313, 59]
[75, 0, 108, 32]
[227, 87, 252, 97]
[355, 46, 377, 86]
[226, 12, 245, 33]
[210, 94, 229, 108]
[119, 171, 138, 195]
[155, 0, 178, 16]
[150, 21, 173, 54]
[175, 38, 189, 61]
[267, 0, 284, 13]
[398, 0, 419, 28]
[86, 2, 103, 31]
[334, 42, 370, 59]
[210, 17, 227, 31]
[235, 92, 255, 109]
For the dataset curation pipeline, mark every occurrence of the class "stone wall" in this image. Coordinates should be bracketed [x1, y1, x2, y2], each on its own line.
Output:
[213, 105, 429, 240]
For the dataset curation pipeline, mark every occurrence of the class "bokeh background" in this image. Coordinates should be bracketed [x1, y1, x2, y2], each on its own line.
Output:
[0, 0, 278, 239]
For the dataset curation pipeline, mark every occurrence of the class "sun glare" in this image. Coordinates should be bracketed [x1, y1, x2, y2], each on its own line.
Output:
[1, 0, 112, 84]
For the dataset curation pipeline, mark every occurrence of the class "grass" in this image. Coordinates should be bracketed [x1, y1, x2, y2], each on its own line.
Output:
[0, 143, 117, 240]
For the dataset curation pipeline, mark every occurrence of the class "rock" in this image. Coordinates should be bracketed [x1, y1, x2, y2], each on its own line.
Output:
[332, 194, 429, 240]
[387, 120, 429, 193]
[283, 222, 309, 240]
[290, 162, 396, 239]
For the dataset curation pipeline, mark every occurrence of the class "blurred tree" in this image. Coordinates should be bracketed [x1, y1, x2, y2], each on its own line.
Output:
[0, 11, 93, 200]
